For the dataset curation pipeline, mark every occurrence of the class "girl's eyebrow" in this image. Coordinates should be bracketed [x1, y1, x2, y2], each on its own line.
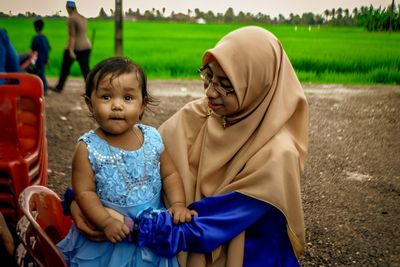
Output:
[123, 86, 138, 91]
[97, 86, 111, 91]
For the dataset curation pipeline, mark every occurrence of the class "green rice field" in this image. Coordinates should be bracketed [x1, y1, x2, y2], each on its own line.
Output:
[2, 18, 400, 84]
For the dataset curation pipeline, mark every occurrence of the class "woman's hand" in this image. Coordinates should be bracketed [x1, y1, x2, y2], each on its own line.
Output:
[70, 201, 105, 241]
[105, 207, 124, 222]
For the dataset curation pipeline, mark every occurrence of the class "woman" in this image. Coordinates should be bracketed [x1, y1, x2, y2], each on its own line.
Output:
[72, 26, 308, 266]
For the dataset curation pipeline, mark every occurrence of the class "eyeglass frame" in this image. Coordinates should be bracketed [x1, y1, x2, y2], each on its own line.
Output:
[198, 64, 235, 96]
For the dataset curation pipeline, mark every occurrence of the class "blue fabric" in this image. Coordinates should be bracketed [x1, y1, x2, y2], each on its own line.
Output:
[66, 1, 76, 8]
[31, 34, 50, 91]
[61, 187, 75, 216]
[33, 64, 48, 91]
[138, 192, 299, 266]
[82, 124, 163, 207]
[0, 28, 20, 73]
[57, 124, 179, 267]
[31, 34, 50, 66]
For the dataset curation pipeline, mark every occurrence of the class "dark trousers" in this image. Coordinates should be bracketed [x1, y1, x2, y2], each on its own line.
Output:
[33, 63, 47, 92]
[56, 49, 91, 91]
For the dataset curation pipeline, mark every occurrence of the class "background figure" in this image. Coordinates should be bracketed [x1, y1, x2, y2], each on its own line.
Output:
[31, 18, 51, 94]
[0, 28, 20, 73]
[51, 0, 91, 93]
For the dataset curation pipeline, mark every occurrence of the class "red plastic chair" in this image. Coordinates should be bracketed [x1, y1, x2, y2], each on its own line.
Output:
[16, 185, 71, 267]
[0, 73, 48, 224]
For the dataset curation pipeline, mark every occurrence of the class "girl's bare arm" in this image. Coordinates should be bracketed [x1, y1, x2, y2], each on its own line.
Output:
[160, 148, 198, 223]
[71, 141, 129, 242]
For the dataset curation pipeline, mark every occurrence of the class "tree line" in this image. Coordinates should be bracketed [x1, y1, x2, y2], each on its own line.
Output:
[1, 2, 399, 31]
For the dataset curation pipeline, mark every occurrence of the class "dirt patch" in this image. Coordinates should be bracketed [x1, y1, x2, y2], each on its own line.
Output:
[45, 78, 400, 266]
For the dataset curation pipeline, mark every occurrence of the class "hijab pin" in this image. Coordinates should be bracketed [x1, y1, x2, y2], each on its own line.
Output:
[222, 116, 227, 129]
[206, 108, 212, 117]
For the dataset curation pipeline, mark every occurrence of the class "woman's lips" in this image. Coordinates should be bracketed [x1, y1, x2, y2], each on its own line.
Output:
[208, 101, 222, 111]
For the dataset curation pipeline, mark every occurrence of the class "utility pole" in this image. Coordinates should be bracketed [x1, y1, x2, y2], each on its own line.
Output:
[389, 0, 395, 32]
[115, 0, 123, 56]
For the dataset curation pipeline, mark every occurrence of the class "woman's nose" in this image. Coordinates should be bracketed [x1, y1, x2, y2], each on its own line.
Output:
[205, 82, 219, 98]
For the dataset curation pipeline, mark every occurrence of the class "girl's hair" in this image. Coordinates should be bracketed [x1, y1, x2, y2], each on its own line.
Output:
[84, 57, 157, 114]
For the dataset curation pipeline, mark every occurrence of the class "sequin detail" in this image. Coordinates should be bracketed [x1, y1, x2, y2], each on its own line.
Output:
[79, 124, 163, 206]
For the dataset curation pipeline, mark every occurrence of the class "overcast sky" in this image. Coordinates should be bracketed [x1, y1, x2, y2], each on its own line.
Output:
[0, 0, 394, 18]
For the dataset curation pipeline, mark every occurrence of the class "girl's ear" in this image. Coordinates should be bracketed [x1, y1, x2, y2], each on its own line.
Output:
[143, 95, 149, 106]
[84, 96, 94, 113]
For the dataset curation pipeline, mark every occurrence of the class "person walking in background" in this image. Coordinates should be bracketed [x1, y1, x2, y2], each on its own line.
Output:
[30, 18, 51, 94]
[50, 0, 91, 93]
[0, 28, 20, 73]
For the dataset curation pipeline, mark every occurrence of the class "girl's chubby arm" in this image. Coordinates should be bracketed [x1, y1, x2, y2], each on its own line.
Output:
[160, 148, 198, 224]
[71, 141, 129, 243]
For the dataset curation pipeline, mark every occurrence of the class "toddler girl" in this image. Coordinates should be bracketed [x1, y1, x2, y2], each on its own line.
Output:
[57, 57, 195, 266]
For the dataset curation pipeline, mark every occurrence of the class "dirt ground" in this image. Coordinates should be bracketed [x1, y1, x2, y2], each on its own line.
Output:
[44, 78, 400, 266]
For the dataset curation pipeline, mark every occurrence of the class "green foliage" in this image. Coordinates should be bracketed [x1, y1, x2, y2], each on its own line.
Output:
[98, 8, 109, 19]
[2, 19, 400, 84]
[355, 4, 400, 31]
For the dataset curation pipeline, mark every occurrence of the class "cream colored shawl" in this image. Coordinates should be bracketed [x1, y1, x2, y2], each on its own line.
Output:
[159, 26, 308, 267]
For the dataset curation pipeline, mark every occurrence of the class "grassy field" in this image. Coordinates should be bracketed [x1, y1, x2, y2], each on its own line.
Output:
[2, 18, 400, 84]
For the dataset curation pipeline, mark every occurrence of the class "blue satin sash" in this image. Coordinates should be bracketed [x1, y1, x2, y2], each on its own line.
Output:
[137, 192, 299, 266]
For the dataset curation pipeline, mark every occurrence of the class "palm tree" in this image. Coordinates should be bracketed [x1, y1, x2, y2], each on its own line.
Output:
[289, 13, 294, 24]
[344, 8, 349, 18]
[337, 8, 343, 19]
[343, 8, 350, 25]
[324, 9, 330, 23]
[352, 7, 359, 18]
[278, 14, 285, 23]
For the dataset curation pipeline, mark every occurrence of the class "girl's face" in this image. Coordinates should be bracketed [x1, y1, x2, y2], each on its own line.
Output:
[86, 72, 145, 136]
[204, 60, 239, 117]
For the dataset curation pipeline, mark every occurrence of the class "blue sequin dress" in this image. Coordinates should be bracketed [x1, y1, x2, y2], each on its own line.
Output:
[57, 124, 179, 267]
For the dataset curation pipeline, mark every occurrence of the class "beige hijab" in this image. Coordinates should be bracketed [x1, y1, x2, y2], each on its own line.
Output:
[159, 26, 308, 266]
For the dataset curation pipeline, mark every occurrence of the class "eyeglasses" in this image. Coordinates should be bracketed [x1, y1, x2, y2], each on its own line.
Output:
[198, 64, 235, 96]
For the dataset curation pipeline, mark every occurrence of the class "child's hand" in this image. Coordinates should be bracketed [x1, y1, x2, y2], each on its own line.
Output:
[103, 217, 130, 243]
[168, 203, 198, 224]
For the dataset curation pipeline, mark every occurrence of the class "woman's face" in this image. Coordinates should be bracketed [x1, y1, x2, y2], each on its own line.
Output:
[204, 60, 239, 117]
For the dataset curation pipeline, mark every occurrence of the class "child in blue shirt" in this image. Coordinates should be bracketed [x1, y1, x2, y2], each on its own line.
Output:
[30, 18, 51, 94]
